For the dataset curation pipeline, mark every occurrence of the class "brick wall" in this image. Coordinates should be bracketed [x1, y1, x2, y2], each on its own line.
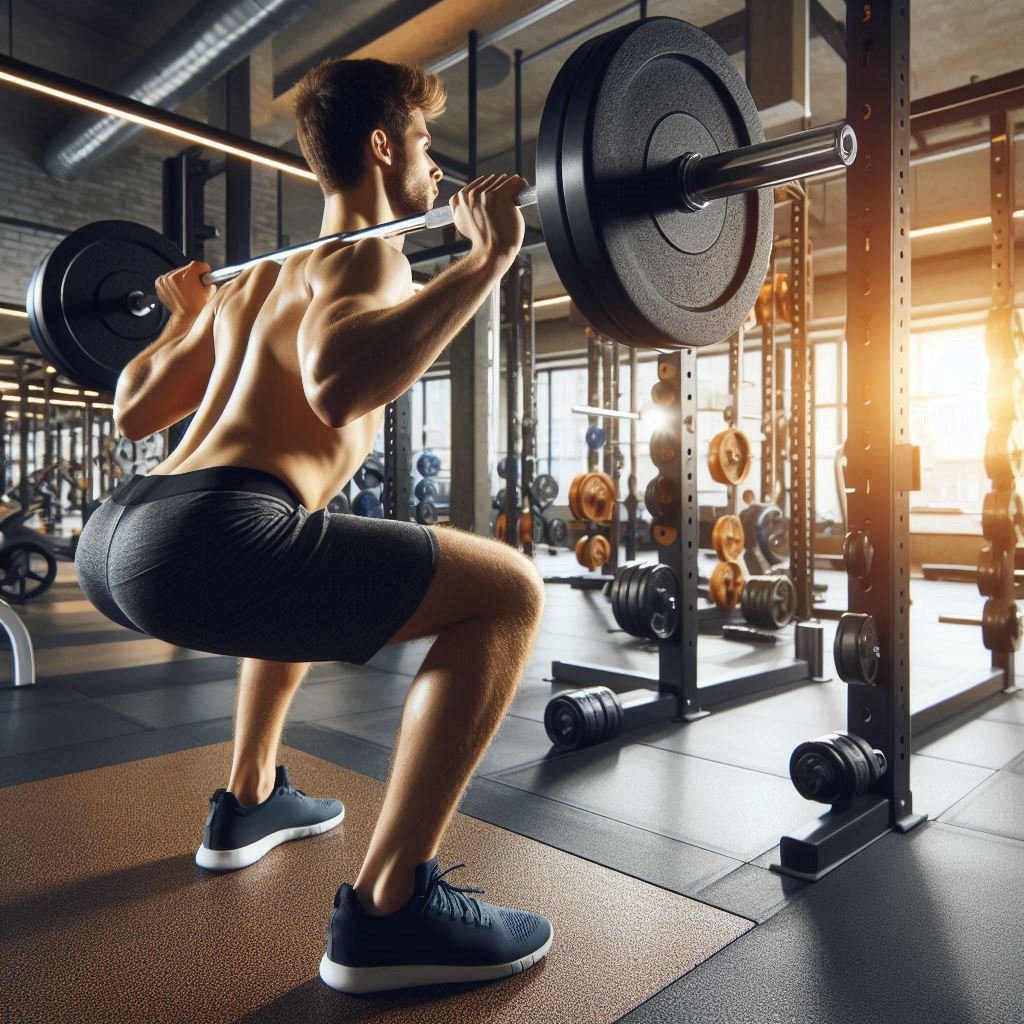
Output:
[0, 90, 300, 307]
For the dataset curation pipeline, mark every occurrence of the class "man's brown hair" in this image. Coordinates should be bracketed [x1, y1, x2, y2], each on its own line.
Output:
[293, 57, 447, 194]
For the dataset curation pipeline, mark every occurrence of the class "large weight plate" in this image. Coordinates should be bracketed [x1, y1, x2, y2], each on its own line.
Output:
[27, 220, 186, 391]
[538, 18, 772, 350]
[536, 30, 628, 341]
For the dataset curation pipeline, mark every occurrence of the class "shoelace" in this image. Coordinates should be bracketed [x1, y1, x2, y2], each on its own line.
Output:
[420, 862, 487, 926]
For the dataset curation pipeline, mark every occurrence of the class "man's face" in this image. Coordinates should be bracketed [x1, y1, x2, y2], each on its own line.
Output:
[386, 108, 443, 217]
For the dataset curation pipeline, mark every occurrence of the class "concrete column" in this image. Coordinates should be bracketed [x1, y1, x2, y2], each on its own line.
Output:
[449, 287, 498, 533]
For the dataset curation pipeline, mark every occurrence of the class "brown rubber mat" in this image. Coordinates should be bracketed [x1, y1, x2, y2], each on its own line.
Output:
[1, 742, 752, 1022]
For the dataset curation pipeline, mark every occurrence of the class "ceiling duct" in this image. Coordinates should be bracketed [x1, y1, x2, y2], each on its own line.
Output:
[43, 0, 316, 181]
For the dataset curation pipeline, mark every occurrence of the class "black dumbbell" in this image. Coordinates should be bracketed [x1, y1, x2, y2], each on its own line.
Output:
[789, 731, 887, 804]
[544, 686, 625, 750]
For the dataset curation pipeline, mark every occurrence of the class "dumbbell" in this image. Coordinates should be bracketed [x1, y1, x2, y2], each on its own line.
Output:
[789, 731, 887, 804]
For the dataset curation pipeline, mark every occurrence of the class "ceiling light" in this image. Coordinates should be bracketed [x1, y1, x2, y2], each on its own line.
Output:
[910, 209, 1023, 238]
[0, 62, 317, 182]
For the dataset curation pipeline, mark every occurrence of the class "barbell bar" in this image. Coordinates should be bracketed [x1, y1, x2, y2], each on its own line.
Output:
[202, 120, 853, 288]
[24, 16, 859, 391]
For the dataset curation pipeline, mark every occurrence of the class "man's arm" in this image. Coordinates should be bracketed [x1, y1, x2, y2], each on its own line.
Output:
[113, 262, 218, 439]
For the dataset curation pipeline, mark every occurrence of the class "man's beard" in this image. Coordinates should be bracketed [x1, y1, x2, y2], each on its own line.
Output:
[386, 154, 434, 218]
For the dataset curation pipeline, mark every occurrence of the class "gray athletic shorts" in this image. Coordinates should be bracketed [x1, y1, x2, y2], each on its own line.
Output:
[74, 466, 440, 664]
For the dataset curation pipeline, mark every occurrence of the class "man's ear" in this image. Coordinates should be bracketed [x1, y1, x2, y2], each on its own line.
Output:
[369, 129, 394, 168]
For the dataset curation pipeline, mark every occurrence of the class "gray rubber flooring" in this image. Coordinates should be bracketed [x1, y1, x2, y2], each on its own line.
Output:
[2, 549, 1023, 1022]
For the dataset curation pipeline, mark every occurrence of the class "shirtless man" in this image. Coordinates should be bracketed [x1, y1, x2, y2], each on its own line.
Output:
[74, 57, 553, 994]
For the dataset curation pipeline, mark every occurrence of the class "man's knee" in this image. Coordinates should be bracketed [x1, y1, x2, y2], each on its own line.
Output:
[503, 550, 546, 623]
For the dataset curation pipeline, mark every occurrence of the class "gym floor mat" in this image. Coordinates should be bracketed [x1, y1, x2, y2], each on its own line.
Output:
[618, 821, 1024, 1024]
[0, 743, 751, 1023]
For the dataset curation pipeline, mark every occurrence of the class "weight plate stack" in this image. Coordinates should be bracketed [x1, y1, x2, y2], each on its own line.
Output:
[544, 685, 624, 750]
[611, 563, 642, 635]
[740, 574, 795, 629]
[789, 731, 887, 805]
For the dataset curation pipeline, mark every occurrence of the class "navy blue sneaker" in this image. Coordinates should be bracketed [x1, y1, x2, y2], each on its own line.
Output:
[319, 859, 554, 994]
[196, 765, 344, 871]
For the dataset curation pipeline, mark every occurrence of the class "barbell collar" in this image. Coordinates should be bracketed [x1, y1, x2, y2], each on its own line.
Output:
[126, 291, 158, 317]
[681, 120, 857, 207]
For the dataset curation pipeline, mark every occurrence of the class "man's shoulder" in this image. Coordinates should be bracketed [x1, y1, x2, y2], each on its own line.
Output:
[304, 236, 411, 305]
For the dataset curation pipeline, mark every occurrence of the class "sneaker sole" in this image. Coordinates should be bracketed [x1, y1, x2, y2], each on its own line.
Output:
[317, 924, 555, 994]
[195, 807, 345, 871]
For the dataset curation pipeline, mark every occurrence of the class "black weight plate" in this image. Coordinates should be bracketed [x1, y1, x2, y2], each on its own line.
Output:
[644, 476, 658, 516]
[415, 501, 438, 525]
[609, 563, 629, 632]
[644, 563, 680, 639]
[769, 574, 796, 627]
[617, 562, 639, 635]
[27, 220, 186, 391]
[545, 517, 568, 547]
[610, 564, 634, 633]
[834, 612, 880, 684]
[613, 563, 640, 634]
[536, 29, 628, 339]
[756, 505, 789, 564]
[627, 561, 650, 639]
[556, 18, 772, 350]
[592, 685, 624, 743]
[530, 473, 559, 505]
[827, 732, 868, 797]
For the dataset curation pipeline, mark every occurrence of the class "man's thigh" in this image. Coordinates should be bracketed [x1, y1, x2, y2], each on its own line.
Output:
[386, 525, 540, 645]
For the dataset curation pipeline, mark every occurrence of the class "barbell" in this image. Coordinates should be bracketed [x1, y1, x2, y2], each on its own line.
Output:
[24, 16, 857, 392]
